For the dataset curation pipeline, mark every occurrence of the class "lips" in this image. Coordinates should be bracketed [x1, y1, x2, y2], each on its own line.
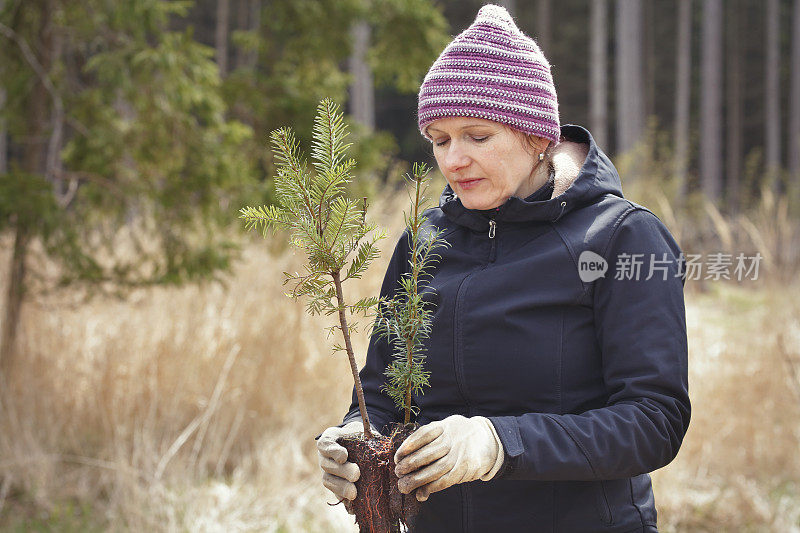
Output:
[456, 178, 483, 190]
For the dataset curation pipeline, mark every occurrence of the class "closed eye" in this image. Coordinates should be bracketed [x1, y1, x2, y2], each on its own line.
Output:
[434, 134, 489, 147]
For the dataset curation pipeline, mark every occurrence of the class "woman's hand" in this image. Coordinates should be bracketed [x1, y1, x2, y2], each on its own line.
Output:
[317, 421, 374, 509]
[394, 415, 504, 502]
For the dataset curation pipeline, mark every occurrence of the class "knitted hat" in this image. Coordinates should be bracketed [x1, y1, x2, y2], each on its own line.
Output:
[417, 4, 560, 144]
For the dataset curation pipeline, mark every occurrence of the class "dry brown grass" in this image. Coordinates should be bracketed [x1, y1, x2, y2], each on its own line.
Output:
[0, 188, 799, 531]
[653, 281, 800, 532]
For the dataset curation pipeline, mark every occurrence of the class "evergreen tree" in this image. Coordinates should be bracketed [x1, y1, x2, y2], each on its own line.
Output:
[0, 0, 256, 370]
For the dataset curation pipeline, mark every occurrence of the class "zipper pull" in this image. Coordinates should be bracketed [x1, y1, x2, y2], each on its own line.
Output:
[488, 219, 496, 239]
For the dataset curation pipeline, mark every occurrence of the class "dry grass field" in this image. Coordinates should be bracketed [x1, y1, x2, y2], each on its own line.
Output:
[0, 190, 799, 531]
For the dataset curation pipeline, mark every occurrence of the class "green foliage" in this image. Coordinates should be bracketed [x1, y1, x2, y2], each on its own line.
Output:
[222, 0, 359, 148]
[221, 0, 448, 180]
[0, 170, 62, 234]
[368, 0, 451, 93]
[374, 163, 448, 421]
[0, 0, 258, 294]
[239, 99, 385, 321]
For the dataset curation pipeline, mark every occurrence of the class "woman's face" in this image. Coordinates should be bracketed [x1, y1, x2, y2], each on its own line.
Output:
[428, 117, 542, 210]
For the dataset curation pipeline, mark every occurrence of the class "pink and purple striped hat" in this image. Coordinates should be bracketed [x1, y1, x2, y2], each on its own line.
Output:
[417, 4, 560, 144]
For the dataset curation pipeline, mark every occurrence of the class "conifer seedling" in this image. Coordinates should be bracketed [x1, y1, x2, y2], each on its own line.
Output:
[239, 99, 383, 440]
[375, 163, 447, 425]
[240, 99, 444, 531]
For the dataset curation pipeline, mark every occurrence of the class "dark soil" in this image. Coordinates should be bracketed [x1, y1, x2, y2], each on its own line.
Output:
[338, 423, 420, 533]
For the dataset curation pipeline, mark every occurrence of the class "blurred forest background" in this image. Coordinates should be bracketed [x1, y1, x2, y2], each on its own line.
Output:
[1, 0, 800, 531]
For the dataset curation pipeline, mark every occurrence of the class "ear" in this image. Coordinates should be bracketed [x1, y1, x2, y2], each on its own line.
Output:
[519, 132, 550, 157]
[531, 133, 550, 153]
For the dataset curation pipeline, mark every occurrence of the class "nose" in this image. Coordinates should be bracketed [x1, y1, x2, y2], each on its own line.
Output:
[440, 142, 470, 174]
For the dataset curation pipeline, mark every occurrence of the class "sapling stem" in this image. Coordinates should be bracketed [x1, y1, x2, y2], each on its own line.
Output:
[403, 173, 424, 424]
[332, 269, 374, 439]
[377, 163, 445, 426]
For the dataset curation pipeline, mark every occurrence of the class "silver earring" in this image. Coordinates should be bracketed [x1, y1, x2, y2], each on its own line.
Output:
[539, 152, 545, 161]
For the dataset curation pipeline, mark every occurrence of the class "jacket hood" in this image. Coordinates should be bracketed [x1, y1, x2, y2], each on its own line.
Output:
[438, 125, 623, 231]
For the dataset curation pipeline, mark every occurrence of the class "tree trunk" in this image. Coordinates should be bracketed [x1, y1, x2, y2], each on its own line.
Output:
[700, 0, 723, 202]
[791, 0, 800, 181]
[235, 0, 248, 69]
[615, 0, 645, 156]
[1, 0, 52, 371]
[536, 0, 551, 54]
[348, 20, 374, 130]
[726, 0, 743, 214]
[644, 0, 655, 124]
[0, 223, 30, 374]
[235, 0, 260, 70]
[46, 27, 64, 198]
[589, 0, 608, 151]
[0, 2, 6, 175]
[765, 0, 781, 194]
[0, 89, 7, 175]
[674, 0, 692, 202]
[215, 0, 230, 77]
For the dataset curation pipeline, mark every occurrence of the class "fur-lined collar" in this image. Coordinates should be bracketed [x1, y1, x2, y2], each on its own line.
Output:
[550, 139, 589, 198]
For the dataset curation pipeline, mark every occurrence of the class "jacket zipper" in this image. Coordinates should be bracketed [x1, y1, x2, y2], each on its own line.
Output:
[453, 275, 472, 411]
[462, 483, 472, 533]
[452, 220, 498, 531]
[452, 219, 499, 409]
[459, 219, 500, 530]
[453, 219, 498, 410]
[488, 219, 497, 263]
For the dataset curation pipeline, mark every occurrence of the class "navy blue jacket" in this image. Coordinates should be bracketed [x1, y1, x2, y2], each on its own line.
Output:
[341, 125, 690, 532]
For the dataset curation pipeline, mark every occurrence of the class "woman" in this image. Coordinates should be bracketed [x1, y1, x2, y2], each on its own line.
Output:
[317, 5, 689, 532]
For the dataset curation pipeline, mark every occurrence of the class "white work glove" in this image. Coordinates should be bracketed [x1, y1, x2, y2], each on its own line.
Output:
[317, 420, 378, 507]
[393, 414, 505, 502]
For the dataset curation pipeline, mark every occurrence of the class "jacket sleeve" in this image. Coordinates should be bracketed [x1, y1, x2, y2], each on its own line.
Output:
[489, 208, 691, 481]
[339, 230, 411, 435]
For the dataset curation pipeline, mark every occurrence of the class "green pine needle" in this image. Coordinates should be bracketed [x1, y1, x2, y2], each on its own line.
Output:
[239, 98, 383, 327]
